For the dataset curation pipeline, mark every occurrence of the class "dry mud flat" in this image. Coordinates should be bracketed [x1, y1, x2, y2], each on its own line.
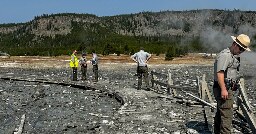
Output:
[0, 62, 255, 133]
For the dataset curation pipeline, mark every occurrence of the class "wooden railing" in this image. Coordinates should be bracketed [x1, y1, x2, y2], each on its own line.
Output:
[236, 78, 256, 133]
[150, 70, 256, 133]
[150, 70, 176, 96]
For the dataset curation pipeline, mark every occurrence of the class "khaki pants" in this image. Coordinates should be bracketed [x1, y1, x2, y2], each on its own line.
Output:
[213, 84, 234, 134]
[137, 66, 149, 90]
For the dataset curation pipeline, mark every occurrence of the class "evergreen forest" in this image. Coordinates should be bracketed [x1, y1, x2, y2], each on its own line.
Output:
[1, 10, 256, 60]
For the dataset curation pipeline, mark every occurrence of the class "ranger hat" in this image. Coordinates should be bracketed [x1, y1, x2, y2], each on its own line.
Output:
[231, 34, 251, 51]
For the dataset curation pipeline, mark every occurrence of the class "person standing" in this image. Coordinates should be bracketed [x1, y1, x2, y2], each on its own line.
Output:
[70, 50, 79, 81]
[79, 53, 87, 80]
[131, 47, 151, 90]
[91, 50, 99, 82]
[213, 34, 251, 134]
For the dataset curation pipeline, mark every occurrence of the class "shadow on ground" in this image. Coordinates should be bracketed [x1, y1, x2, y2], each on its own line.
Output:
[186, 121, 212, 134]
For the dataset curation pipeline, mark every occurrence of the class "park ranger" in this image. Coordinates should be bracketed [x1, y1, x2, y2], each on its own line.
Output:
[213, 34, 251, 134]
[131, 47, 152, 91]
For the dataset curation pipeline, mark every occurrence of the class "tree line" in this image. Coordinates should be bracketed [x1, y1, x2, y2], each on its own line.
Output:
[0, 21, 206, 60]
[1, 10, 256, 60]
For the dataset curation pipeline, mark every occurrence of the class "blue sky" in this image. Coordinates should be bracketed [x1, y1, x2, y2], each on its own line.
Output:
[1, 0, 256, 24]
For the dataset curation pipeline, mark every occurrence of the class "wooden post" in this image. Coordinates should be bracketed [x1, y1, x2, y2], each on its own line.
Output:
[201, 75, 206, 100]
[197, 76, 201, 98]
[14, 114, 26, 134]
[167, 70, 176, 96]
[151, 71, 154, 88]
[238, 78, 253, 112]
[237, 97, 256, 133]
[201, 74, 213, 103]
[201, 74, 215, 130]
[236, 78, 256, 133]
[185, 92, 216, 109]
[203, 81, 214, 103]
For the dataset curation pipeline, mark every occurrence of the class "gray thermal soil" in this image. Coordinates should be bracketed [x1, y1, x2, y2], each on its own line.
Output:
[0, 62, 255, 134]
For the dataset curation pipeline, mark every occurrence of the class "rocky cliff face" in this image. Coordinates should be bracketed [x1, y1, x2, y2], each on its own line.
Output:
[0, 25, 24, 34]
[110, 10, 256, 37]
[1, 10, 256, 38]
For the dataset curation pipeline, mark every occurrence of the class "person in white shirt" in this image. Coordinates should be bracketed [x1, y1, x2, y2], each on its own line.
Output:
[91, 50, 99, 82]
[131, 47, 151, 90]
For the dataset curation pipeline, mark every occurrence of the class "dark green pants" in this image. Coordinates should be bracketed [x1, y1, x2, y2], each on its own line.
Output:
[93, 65, 98, 81]
[72, 67, 78, 81]
[81, 66, 87, 80]
[137, 66, 149, 90]
[213, 84, 234, 134]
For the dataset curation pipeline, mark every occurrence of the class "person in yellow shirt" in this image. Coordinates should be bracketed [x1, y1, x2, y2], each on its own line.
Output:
[70, 50, 79, 81]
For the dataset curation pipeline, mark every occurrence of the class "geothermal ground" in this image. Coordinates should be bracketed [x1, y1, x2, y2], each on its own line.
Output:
[0, 54, 255, 134]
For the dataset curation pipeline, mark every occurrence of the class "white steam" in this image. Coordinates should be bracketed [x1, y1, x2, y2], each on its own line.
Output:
[240, 51, 256, 65]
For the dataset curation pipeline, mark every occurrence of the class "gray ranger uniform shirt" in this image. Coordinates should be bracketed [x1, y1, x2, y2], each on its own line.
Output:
[214, 48, 240, 82]
[131, 50, 151, 67]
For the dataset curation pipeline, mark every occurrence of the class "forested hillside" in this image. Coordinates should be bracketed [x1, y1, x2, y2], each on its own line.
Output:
[0, 9, 256, 57]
